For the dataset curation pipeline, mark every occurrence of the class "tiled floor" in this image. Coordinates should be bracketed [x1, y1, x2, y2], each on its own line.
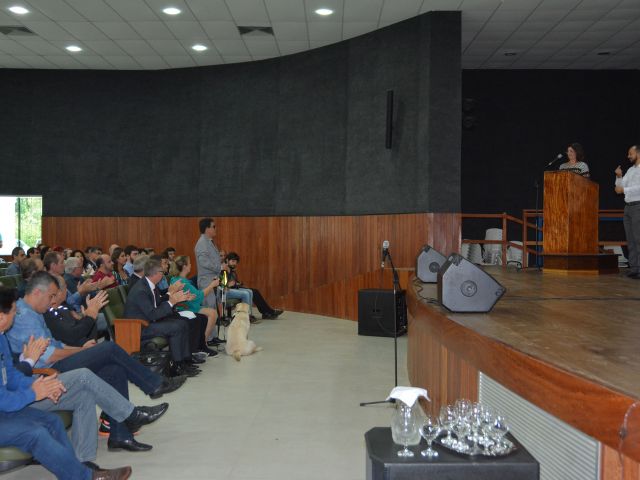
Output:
[5, 312, 409, 479]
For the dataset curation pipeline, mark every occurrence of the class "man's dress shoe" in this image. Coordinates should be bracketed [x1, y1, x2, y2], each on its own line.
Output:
[125, 403, 169, 432]
[149, 375, 186, 399]
[107, 438, 152, 452]
[92, 466, 132, 480]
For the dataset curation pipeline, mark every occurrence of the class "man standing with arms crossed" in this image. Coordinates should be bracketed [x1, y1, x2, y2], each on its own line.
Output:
[615, 144, 640, 278]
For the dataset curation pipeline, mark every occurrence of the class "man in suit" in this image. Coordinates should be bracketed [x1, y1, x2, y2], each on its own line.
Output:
[124, 259, 200, 377]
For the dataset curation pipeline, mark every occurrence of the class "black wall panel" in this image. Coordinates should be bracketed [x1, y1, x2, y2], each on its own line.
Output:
[0, 11, 462, 218]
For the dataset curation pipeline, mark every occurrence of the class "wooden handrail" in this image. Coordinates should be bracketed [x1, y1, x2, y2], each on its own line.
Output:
[462, 210, 627, 269]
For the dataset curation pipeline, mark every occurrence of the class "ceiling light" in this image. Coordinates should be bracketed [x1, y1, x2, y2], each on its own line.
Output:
[315, 8, 334, 16]
[596, 51, 611, 56]
[8, 5, 29, 14]
[66, 45, 82, 52]
[503, 51, 518, 57]
[192, 44, 207, 52]
[162, 7, 181, 15]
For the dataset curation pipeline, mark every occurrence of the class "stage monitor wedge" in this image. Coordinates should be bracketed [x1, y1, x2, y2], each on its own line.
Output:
[416, 245, 447, 283]
[437, 253, 506, 313]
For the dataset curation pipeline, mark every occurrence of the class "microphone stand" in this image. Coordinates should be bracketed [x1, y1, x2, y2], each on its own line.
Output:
[360, 249, 400, 407]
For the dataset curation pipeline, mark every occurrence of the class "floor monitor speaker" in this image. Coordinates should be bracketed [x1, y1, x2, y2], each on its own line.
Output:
[358, 289, 407, 337]
[416, 245, 447, 283]
[437, 254, 506, 312]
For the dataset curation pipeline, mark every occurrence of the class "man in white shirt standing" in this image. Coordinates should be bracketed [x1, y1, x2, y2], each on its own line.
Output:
[615, 144, 640, 278]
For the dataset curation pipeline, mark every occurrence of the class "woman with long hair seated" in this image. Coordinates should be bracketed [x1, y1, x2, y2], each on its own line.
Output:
[169, 255, 221, 346]
[111, 247, 129, 286]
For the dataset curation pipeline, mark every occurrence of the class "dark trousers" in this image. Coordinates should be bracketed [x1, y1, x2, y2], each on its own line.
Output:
[53, 341, 162, 441]
[0, 407, 90, 480]
[142, 316, 190, 362]
[250, 287, 275, 315]
[624, 203, 640, 272]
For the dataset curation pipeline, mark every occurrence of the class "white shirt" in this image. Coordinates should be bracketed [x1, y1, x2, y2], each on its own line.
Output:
[615, 164, 640, 203]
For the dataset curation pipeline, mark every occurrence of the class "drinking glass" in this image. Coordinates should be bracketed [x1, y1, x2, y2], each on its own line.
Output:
[420, 415, 442, 458]
[439, 405, 456, 447]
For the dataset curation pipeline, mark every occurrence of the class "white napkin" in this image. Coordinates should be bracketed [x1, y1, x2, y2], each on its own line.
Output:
[387, 386, 430, 407]
[178, 310, 196, 319]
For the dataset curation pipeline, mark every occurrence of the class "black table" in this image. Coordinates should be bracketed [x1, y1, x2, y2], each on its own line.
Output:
[365, 427, 539, 480]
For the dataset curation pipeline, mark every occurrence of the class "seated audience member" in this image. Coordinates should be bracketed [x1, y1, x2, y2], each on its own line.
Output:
[63, 247, 73, 259]
[170, 256, 222, 350]
[126, 254, 148, 290]
[44, 276, 108, 346]
[63, 257, 112, 317]
[123, 245, 139, 276]
[219, 256, 257, 322]
[44, 250, 65, 277]
[108, 244, 120, 255]
[226, 252, 283, 320]
[26, 247, 41, 259]
[17, 257, 44, 298]
[150, 254, 170, 293]
[111, 247, 129, 286]
[1, 287, 167, 477]
[124, 259, 201, 377]
[92, 254, 118, 289]
[72, 249, 93, 275]
[85, 246, 101, 272]
[145, 247, 155, 256]
[39, 245, 50, 260]
[7, 272, 186, 452]
[5, 246, 25, 275]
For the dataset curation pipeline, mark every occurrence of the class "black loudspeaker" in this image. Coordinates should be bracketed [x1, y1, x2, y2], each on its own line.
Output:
[385, 90, 393, 149]
[415, 245, 447, 283]
[358, 289, 407, 337]
[437, 254, 506, 313]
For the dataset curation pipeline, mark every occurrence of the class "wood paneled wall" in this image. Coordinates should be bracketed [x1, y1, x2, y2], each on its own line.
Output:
[42, 213, 460, 320]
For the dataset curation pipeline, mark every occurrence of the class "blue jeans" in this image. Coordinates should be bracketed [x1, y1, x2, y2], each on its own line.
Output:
[226, 288, 253, 313]
[0, 407, 91, 480]
[52, 341, 162, 441]
[32, 368, 135, 462]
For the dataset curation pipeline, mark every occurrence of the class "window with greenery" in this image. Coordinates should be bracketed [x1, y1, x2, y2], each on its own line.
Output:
[0, 196, 42, 255]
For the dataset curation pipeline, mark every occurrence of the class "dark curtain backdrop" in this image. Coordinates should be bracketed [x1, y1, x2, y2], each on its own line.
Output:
[461, 69, 640, 241]
[0, 11, 461, 217]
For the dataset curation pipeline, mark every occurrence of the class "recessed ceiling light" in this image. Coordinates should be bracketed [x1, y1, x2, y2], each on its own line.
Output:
[8, 5, 29, 14]
[596, 51, 611, 56]
[315, 8, 334, 16]
[66, 45, 82, 52]
[192, 44, 207, 52]
[503, 51, 518, 57]
[162, 7, 181, 15]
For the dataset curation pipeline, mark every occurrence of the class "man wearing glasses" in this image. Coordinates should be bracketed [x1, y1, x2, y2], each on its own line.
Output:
[195, 218, 221, 308]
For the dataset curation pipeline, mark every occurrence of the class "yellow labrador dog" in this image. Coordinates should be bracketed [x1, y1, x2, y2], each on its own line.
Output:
[225, 302, 262, 361]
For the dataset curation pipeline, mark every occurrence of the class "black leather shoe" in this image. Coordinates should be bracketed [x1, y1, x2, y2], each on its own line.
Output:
[272, 309, 283, 317]
[189, 354, 206, 364]
[149, 376, 186, 399]
[207, 337, 226, 346]
[175, 363, 200, 377]
[107, 438, 152, 452]
[202, 347, 219, 357]
[125, 403, 169, 432]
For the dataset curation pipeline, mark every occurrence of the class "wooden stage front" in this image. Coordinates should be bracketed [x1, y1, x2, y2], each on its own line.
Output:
[406, 267, 640, 478]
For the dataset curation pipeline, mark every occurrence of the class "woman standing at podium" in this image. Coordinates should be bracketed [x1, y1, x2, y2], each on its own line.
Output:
[559, 143, 590, 177]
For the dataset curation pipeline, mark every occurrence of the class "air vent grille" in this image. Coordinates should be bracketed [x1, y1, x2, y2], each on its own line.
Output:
[0, 25, 36, 36]
[237, 26, 274, 36]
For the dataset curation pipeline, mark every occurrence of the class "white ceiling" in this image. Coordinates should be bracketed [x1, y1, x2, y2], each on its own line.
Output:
[0, 0, 638, 70]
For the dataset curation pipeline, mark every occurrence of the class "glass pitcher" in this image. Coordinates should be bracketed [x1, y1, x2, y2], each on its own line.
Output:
[390, 400, 422, 457]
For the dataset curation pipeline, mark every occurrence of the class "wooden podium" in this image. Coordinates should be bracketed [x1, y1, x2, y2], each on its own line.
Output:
[542, 171, 616, 273]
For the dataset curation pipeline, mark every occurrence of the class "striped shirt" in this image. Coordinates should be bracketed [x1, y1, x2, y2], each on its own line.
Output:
[559, 161, 589, 177]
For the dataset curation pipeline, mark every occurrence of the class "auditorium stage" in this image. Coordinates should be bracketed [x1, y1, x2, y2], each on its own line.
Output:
[406, 266, 640, 467]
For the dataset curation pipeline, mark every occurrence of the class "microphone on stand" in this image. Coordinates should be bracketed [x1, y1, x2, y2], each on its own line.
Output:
[381, 240, 390, 268]
[547, 153, 564, 167]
